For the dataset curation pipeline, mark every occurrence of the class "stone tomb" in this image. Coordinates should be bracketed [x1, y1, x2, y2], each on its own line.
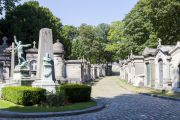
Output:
[65, 60, 91, 83]
[169, 42, 180, 92]
[142, 47, 156, 87]
[32, 28, 57, 92]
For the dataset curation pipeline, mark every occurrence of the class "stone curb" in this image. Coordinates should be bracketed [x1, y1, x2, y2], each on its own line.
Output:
[139, 93, 180, 102]
[0, 100, 105, 118]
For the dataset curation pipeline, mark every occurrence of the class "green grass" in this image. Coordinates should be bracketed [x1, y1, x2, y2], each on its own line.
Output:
[0, 100, 97, 113]
[116, 78, 180, 98]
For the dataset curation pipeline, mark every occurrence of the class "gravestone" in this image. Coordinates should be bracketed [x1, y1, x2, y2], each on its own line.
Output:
[33, 28, 57, 92]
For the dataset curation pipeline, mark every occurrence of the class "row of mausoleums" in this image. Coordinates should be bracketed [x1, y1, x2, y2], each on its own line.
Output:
[119, 40, 180, 92]
[0, 36, 111, 85]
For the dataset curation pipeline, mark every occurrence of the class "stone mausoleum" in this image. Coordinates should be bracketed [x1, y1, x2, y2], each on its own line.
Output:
[0, 28, 110, 92]
[119, 39, 180, 92]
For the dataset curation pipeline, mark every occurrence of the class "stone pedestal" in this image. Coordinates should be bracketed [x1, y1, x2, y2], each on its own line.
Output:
[32, 80, 57, 93]
[33, 53, 57, 93]
[13, 69, 30, 80]
[12, 68, 34, 86]
[13, 68, 34, 86]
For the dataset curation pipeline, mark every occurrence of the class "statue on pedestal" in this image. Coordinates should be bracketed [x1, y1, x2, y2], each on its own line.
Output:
[14, 36, 31, 69]
[13, 36, 32, 82]
[42, 53, 53, 81]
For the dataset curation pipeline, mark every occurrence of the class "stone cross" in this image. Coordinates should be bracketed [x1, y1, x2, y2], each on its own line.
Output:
[2, 37, 8, 45]
[33, 41, 36, 48]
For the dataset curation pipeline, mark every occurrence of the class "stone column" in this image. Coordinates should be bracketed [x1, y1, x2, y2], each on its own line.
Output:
[36, 28, 54, 80]
[10, 42, 15, 78]
[33, 28, 57, 93]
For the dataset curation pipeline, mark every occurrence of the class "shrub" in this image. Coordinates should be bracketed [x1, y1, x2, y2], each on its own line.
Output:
[45, 92, 65, 107]
[2, 86, 46, 106]
[58, 84, 91, 103]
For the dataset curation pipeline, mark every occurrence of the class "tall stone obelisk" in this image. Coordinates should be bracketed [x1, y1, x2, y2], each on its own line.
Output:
[33, 28, 56, 92]
[36, 28, 54, 79]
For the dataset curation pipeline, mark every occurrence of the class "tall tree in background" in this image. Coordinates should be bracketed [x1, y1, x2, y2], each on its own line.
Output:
[0, 0, 20, 14]
[107, 21, 128, 60]
[61, 25, 79, 59]
[1, 1, 63, 48]
[147, 0, 180, 45]
[71, 23, 112, 64]
[122, 0, 180, 56]
[71, 24, 96, 63]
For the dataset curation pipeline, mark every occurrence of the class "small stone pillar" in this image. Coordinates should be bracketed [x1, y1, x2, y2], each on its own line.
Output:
[53, 39, 66, 83]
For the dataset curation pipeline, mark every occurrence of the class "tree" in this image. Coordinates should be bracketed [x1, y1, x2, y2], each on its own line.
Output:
[121, 0, 180, 57]
[147, 0, 180, 45]
[108, 21, 125, 42]
[75, 24, 96, 63]
[70, 23, 110, 64]
[1, 1, 63, 47]
[0, 0, 20, 14]
[107, 21, 127, 60]
[61, 25, 78, 59]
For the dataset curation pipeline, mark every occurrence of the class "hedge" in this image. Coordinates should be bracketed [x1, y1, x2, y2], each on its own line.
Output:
[2, 86, 46, 106]
[58, 84, 91, 103]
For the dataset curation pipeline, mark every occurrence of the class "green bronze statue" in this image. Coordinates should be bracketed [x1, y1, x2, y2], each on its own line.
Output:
[14, 36, 31, 67]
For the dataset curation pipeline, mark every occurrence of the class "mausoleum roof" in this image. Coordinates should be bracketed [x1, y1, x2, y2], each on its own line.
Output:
[66, 60, 84, 64]
[155, 45, 175, 55]
[53, 39, 64, 54]
[25, 48, 38, 53]
[142, 47, 156, 57]
[131, 55, 144, 60]
[25, 41, 38, 53]
[168, 41, 180, 54]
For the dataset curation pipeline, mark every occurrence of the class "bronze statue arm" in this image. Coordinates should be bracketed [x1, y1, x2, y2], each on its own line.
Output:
[14, 36, 18, 45]
[22, 44, 31, 47]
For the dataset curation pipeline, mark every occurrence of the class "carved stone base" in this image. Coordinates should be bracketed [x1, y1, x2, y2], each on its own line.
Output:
[13, 69, 30, 80]
[32, 80, 58, 93]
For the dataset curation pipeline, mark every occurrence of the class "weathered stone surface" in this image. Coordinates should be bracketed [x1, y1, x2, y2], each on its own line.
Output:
[36, 28, 54, 79]
[33, 28, 56, 92]
[53, 40, 66, 83]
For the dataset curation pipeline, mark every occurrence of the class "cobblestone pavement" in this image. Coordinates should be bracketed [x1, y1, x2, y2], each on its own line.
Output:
[2, 76, 180, 120]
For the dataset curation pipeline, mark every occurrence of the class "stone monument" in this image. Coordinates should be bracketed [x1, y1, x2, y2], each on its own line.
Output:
[53, 39, 66, 83]
[12, 36, 32, 85]
[36, 28, 54, 78]
[32, 28, 57, 92]
[42, 53, 53, 81]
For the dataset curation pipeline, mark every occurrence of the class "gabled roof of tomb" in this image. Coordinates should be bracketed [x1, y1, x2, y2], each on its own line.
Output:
[25, 41, 38, 53]
[169, 42, 180, 54]
[65, 60, 85, 64]
[25, 48, 38, 53]
[142, 47, 156, 57]
[155, 45, 175, 55]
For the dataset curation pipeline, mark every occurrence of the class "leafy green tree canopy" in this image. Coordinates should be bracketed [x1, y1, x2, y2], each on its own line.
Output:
[2, 1, 63, 46]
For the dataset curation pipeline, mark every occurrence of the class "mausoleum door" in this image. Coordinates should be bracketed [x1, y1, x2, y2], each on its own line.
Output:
[159, 60, 163, 86]
[146, 63, 150, 85]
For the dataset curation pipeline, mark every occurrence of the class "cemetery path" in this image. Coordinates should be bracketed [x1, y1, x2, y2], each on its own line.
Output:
[4, 76, 180, 120]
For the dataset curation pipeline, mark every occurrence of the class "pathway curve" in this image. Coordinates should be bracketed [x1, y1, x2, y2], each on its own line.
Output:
[2, 76, 180, 120]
